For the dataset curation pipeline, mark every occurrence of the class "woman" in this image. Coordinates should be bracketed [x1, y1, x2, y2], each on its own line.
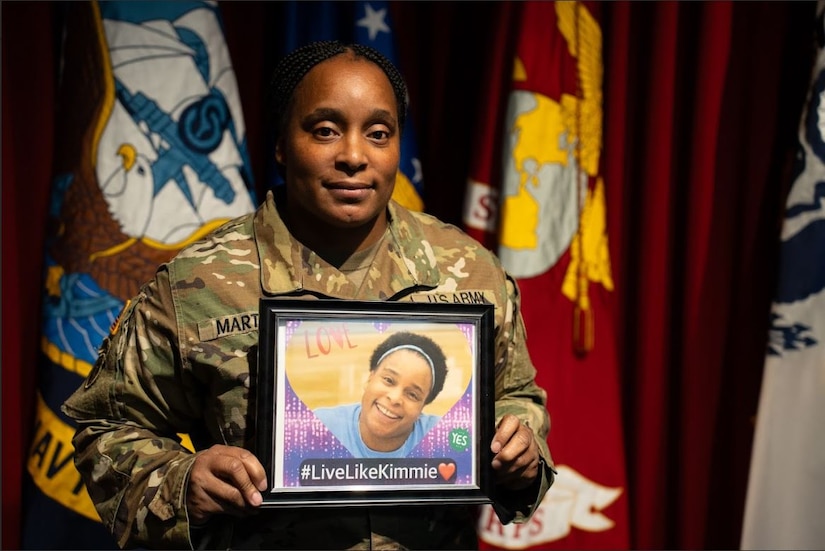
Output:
[314, 331, 449, 458]
[64, 40, 554, 549]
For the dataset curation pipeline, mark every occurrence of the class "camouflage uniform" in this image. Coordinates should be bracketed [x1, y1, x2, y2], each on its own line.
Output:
[63, 190, 554, 550]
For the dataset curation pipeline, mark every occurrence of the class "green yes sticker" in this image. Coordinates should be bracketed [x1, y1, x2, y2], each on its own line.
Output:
[449, 428, 470, 451]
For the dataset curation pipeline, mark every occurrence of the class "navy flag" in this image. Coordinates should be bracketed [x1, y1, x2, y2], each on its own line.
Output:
[22, 2, 256, 548]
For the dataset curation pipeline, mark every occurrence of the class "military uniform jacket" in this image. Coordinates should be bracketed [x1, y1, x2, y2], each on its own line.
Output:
[63, 191, 554, 550]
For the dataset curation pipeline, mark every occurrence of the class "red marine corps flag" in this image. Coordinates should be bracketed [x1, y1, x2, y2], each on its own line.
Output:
[464, 2, 630, 549]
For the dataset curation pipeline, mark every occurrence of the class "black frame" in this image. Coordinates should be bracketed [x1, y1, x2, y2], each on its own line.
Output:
[255, 298, 495, 507]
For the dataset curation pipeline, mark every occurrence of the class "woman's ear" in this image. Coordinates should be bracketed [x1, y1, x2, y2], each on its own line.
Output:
[275, 140, 284, 165]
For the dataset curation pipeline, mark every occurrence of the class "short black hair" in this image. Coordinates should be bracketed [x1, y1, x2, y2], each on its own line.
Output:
[266, 40, 409, 148]
[369, 332, 448, 405]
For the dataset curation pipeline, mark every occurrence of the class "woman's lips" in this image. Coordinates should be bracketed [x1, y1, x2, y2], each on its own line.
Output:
[325, 181, 373, 202]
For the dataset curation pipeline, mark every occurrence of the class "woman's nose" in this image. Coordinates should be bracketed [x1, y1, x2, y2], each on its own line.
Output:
[336, 134, 367, 175]
[386, 386, 403, 404]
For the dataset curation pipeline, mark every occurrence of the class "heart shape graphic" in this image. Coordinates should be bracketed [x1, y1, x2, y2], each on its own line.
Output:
[284, 323, 473, 417]
[438, 462, 456, 481]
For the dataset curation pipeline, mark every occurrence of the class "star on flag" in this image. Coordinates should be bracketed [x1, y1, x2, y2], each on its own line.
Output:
[356, 2, 390, 41]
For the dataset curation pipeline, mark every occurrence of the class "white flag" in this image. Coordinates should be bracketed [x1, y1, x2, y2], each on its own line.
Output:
[741, 2, 825, 549]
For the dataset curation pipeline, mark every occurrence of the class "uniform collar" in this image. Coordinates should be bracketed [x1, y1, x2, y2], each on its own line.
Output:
[254, 190, 441, 299]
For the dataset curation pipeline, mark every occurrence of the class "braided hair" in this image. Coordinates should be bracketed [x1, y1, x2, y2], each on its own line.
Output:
[267, 40, 409, 148]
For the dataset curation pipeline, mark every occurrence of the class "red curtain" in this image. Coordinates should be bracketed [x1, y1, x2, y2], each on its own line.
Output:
[1, 3, 55, 549]
[604, 2, 814, 548]
[1, 2, 816, 549]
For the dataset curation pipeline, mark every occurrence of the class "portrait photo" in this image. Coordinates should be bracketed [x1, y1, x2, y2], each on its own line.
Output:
[256, 299, 495, 506]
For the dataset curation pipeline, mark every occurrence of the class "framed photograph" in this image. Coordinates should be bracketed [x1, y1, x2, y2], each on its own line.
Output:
[255, 298, 495, 507]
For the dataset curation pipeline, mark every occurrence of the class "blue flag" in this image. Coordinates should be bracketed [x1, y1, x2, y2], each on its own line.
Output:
[268, 1, 424, 211]
[22, 2, 256, 548]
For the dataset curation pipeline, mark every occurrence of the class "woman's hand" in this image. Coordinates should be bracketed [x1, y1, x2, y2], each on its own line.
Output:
[186, 444, 268, 524]
[490, 414, 541, 490]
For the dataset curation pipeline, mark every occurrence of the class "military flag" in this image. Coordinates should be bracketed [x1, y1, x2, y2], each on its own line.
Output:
[269, 0, 424, 212]
[464, 2, 630, 548]
[22, 1, 256, 547]
[741, 1, 825, 548]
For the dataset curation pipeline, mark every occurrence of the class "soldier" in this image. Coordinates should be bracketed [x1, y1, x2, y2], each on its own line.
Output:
[63, 40, 555, 549]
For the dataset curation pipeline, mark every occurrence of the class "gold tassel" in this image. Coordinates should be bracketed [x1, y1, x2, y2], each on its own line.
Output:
[572, 0, 593, 357]
[573, 266, 594, 355]
[574, 301, 594, 355]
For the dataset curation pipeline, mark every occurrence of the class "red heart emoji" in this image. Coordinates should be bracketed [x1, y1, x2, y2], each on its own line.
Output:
[438, 462, 456, 480]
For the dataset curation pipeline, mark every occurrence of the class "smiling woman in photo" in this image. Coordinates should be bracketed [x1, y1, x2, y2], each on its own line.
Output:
[313, 331, 449, 458]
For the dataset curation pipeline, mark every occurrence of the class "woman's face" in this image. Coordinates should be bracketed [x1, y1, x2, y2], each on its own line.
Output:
[359, 349, 433, 452]
[276, 54, 400, 240]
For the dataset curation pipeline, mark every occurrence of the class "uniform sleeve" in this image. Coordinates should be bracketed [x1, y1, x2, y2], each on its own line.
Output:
[491, 273, 556, 524]
[62, 267, 208, 550]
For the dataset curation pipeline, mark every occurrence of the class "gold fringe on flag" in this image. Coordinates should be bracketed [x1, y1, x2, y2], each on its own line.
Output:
[572, 0, 594, 356]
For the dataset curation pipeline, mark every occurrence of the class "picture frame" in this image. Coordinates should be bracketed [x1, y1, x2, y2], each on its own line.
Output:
[255, 298, 496, 507]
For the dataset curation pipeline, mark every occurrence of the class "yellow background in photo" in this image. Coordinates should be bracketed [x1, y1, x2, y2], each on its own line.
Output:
[285, 320, 474, 417]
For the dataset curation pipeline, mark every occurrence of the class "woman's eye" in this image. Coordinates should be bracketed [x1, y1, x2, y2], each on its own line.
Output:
[406, 391, 422, 402]
[314, 126, 336, 138]
[369, 130, 389, 140]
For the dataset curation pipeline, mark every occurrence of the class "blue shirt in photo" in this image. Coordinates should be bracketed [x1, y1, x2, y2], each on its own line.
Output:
[313, 403, 440, 458]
